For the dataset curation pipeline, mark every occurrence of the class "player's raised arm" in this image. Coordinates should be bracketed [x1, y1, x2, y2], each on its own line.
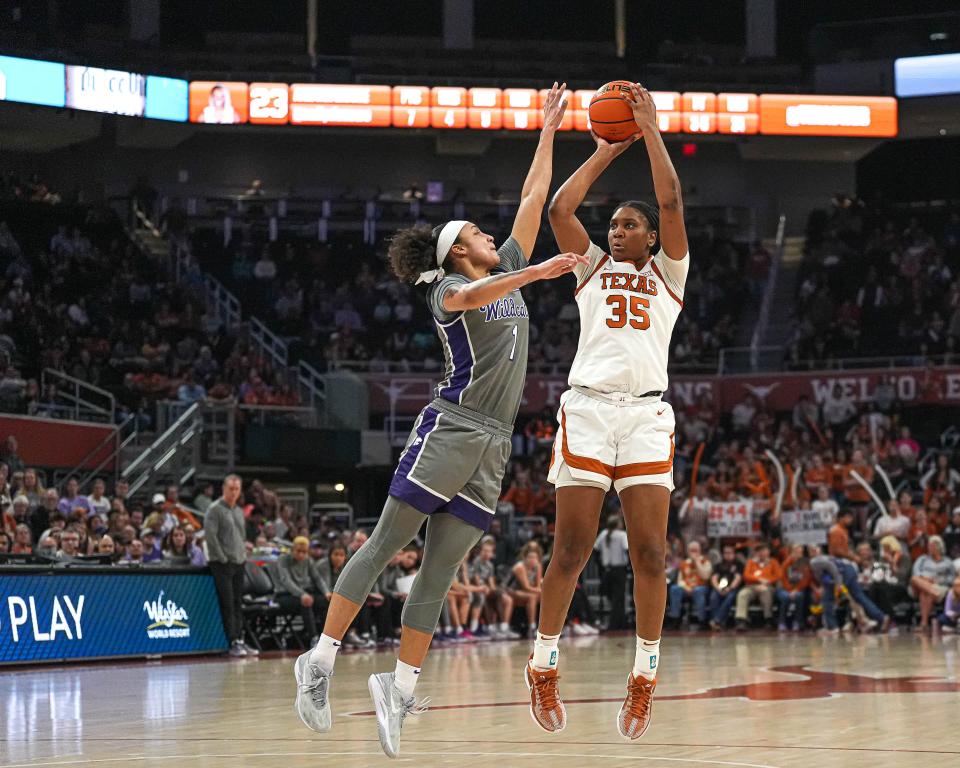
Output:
[548, 132, 640, 255]
[509, 82, 568, 260]
[628, 83, 688, 261]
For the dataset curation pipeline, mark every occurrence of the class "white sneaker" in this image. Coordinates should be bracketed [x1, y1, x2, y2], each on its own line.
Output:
[584, 623, 600, 635]
[368, 672, 428, 759]
[229, 640, 247, 657]
[294, 651, 332, 733]
[502, 626, 521, 640]
[571, 623, 590, 636]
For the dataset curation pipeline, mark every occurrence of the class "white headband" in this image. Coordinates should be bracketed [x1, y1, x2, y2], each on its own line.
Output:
[415, 220, 468, 285]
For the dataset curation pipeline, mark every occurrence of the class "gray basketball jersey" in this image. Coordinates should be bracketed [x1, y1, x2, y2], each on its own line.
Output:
[427, 236, 529, 426]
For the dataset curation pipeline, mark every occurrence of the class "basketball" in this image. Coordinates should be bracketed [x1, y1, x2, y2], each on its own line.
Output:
[589, 80, 642, 142]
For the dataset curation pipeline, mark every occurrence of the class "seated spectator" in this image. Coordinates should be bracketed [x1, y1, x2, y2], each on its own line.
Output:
[97, 534, 117, 561]
[908, 509, 937, 561]
[943, 507, 960, 559]
[469, 536, 518, 639]
[0, 530, 8, 553]
[177, 370, 207, 403]
[777, 544, 811, 631]
[35, 535, 59, 559]
[87, 479, 111, 518]
[867, 536, 912, 621]
[828, 509, 860, 563]
[735, 543, 781, 630]
[506, 542, 543, 638]
[811, 484, 839, 525]
[274, 536, 332, 645]
[911, 536, 957, 633]
[58, 527, 81, 563]
[937, 576, 960, 632]
[140, 529, 164, 563]
[124, 538, 145, 563]
[163, 526, 205, 566]
[57, 477, 91, 518]
[315, 544, 369, 647]
[873, 499, 911, 542]
[666, 540, 712, 630]
[444, 558, 474, 641]
[709, 544, 743, 630]
[193, 482, 215, 514]
[12, 522, 32, 554]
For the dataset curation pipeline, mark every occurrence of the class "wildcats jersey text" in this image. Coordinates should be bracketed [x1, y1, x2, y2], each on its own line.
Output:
[567, 241, 689, 396]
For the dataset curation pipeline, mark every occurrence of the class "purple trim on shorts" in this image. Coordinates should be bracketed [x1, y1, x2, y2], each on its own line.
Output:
[443, 494, 493, 533]
[438, 318, 473, 404]
[389, 475, 446, 516]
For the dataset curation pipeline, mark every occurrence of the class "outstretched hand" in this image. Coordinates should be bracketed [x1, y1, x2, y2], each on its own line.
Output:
[592, 130, 641, 158]
[542, 81, 568, 132]
[627, 82, 658, 132]
[532, 251, 591, 280]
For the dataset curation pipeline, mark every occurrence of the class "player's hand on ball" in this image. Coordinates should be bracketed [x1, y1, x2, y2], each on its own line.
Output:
[592, 130, 640, 157]
[542, 81, 568, 132]
[628, 83, 657, 131]
[535, 252, 590, 279]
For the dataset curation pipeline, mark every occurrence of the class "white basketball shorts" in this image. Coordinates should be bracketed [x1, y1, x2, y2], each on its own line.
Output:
[547, 388, 676, 494]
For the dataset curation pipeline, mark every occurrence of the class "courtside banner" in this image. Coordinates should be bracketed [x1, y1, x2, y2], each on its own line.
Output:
[0, 569, 227, 665]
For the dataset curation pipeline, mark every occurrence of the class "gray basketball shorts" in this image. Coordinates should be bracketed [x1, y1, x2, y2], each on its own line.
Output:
[388, 399, 513, 533]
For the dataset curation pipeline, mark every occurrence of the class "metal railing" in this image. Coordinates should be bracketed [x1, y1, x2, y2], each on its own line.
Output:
[62, 413, 139, 492]
[749, 214, 786, 369]
[297, 360, 327, 412]
[250, 316, 289, 368]
[122, 403, 203, 498]
[204, 274, 242, 329]
[40, 369, 115, 423]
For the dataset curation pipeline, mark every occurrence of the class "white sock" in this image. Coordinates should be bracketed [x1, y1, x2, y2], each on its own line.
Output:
[499, 622, 509, 632]
[394, 660, 421, 701]
[531, 631, 561, 670]
[444, 625, 453, 634]
[309, 633, 341, 673]
[633, 636, 660, 680]
[469, 618, 479, 632]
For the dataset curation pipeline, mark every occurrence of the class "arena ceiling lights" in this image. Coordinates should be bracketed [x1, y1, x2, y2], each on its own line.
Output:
[0, 53, 897, 137]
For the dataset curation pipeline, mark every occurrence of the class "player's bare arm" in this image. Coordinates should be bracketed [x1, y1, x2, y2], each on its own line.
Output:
[628, 83, 688, 261]
[548, 132, 640, 255]
[442, 252, 588, 312]
[510, 81, 568, 260]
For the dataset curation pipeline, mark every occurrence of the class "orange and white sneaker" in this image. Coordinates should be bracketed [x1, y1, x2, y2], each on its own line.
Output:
[618, 673, 656, 740]
[524, 656, 566, 733]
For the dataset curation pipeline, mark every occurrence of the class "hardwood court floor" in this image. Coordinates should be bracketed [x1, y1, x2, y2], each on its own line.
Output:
[3, 632, 959, 768]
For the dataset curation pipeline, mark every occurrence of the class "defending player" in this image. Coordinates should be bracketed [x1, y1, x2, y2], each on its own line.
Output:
[293, 83, 585, 759]
[526, 84, 688, 740]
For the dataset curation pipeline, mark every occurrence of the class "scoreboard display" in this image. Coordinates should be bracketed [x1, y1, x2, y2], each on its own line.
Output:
[187, 82, 898, 138]
[0, 53, 898, 137]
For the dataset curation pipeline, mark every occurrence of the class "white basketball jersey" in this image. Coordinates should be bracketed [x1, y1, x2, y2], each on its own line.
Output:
[567, 241, 689, 396]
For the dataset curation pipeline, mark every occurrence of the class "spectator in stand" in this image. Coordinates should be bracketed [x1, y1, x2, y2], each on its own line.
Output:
[926, 497, 949, 534]
[822, 385, 856, 437]
[792, 394, 820, 433]
[506, 542, 543, 638]
[0, 530, 9, 553]
[140, 529, 164, 563]
[921, 454, 960, 508]
[911, 536, 956, 633]
[829, 509, 861, 564]
[843, 450, 874, 532]
[12, 522, 32, 554]
[594, 514, 630, 631]
[469, 536, 518, 639]
[899, 490, 919, 523]
[57, 477, 91, 518]
[206, 474, 258, 658]
[777, 544, 811, 631]
[937, 576, 960, 632]
[735, 543, 781, 630]
[97, 534, 117, 561]
[812, 484, 839, 526]
[58, 528, 81, 563]
[867, 536, 912, 620]
[32, 489, 58, 543]
[894, 427, 921, 472]
[2, 435, 24, 473]
[274, 536, 332, 645]
[873, 499, 911, 542]
[908, 509, 937, 561]
[193, 481, 215, 514]
[943, 508, 960, 559]
[87, 479, 111, 518]
[666, 540, 712, 630]
[177, 370, 207, 403]
[730, 394, 758, 437]
[678, 485, 709, 543]
[124, 538, 144, 563]
[163, 526, 204, 566]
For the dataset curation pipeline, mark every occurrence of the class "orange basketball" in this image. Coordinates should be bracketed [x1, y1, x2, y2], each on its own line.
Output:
[589, 80, 642, 142]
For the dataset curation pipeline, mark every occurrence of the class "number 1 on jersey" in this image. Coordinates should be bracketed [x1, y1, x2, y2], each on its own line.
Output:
[509, 324, 518, 360]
